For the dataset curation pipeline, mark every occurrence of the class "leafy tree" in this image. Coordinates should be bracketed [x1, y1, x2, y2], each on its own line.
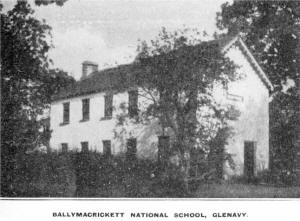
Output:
[217, 1, 300, 90]
[34, 0, 67, 6]
[1, 1, 74, 196]
[269, 87, 300, 184]
[216, 0, 300, 183]
[116, 28, 239, 190]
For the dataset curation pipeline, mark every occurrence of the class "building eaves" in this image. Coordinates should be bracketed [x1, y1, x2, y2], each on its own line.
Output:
[52, 34, 273, 102]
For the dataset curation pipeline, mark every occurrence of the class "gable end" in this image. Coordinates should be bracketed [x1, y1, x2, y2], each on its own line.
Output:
[223, 36, 273, 92]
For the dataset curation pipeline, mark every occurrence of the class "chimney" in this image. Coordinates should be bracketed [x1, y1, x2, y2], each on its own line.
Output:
[81, 61, 98, 79]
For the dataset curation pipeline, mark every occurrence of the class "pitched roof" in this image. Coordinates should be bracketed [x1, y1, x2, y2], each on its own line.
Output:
[52, 63, 144, 101]
[52, 34, 273, 102]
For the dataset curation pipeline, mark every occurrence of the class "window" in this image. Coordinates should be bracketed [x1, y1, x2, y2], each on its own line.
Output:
[102, 140, 112, 156]
[158, 136, 170, 164]
[128, 90, 138, 118]
[62, 102, 70, 124]
[61, 143, 68, 153]
[126, 138, 137, 159]
[82, 98, 90, 121]
[104, 94, 113, 118]
[81, 141, 89, 152]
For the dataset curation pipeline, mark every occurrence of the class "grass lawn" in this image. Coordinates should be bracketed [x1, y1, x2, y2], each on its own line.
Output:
[193, 183, 300, 198]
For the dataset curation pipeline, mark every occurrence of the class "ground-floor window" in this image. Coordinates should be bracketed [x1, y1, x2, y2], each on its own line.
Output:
[126, 138, 137, 159]
[102, 140, 112, 156]
[61, 143, 68, 153]
[81, 141, 89, 152]
[158, 136, 170, 165]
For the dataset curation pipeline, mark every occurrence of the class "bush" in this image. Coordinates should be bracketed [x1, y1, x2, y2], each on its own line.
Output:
[13, 151, 76, 197]
[8, 150, 162, 197]
[150, 164, 189, 197]
[7, 150, 198, 197]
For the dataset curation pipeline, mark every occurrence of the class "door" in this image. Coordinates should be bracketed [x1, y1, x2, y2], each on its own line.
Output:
[244, 141, 256, 181]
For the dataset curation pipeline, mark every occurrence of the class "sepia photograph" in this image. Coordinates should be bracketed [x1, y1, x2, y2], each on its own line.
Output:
[1, 0, 300, 201]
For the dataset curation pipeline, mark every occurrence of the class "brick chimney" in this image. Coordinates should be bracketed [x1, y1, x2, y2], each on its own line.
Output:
[81, 61, 98, 80]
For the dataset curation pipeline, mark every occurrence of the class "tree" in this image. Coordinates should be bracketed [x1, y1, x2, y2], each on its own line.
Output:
[116, 28, 239, 190]
[217, 0, 300, 184]
[34, 0, 68, 6]
[269, 87, 300, 183]
[217, 1, 300, 90]
[1, 1, 74, 196]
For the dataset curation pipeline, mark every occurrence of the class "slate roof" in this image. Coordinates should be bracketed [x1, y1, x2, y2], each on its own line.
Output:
[52, 34, 272, 102]
[52, 63, 145, 101]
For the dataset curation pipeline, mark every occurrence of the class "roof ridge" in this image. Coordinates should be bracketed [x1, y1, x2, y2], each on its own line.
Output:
[52, 33, 273, 101]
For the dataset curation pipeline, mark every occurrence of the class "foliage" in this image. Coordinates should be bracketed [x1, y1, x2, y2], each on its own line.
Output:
[270, 87, 300, 185]
[0, 1, 75, 196]
[9, 150, 300, 197]
[11, 151, 76, 197]
[112, 28, 240, 186]
[34, 0, 68, 6]
[6, 150, 175, 197]
[217, 1, 300, 90]
[217, 0, 300, 184]
[132, 27, 239, 181]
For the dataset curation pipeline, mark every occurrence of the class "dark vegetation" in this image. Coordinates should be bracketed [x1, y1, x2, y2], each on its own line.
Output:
[10, 151, 191, 197]
[9, 150, 299, 198]
[1, 1, 75, 196]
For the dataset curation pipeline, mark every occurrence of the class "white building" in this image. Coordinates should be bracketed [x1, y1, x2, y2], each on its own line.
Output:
[50, 35, 273, 179]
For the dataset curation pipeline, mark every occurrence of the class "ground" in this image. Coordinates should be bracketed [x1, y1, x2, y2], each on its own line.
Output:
[193, 183, 300, 198]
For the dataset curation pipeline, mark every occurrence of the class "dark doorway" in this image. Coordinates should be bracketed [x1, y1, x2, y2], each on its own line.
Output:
[244, 141, 256, 182]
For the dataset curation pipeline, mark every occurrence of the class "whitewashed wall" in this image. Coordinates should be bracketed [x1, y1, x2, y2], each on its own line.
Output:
[50, 89, 161, 160]
[222, 45, 270, 177]
[50, 44, 270, 176]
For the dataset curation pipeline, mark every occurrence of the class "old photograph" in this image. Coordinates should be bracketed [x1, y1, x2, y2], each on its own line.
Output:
[1, 0, 300, 198]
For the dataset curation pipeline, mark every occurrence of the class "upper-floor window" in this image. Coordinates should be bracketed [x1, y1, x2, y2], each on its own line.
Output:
[82, 98, 90, 121]
[63, 102, 70, 124]
[128, 90, 138, 118]
[104, 94, 113, 118]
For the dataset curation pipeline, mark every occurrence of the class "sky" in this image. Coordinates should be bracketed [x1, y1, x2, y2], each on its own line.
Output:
[2, 0, 230, 79]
